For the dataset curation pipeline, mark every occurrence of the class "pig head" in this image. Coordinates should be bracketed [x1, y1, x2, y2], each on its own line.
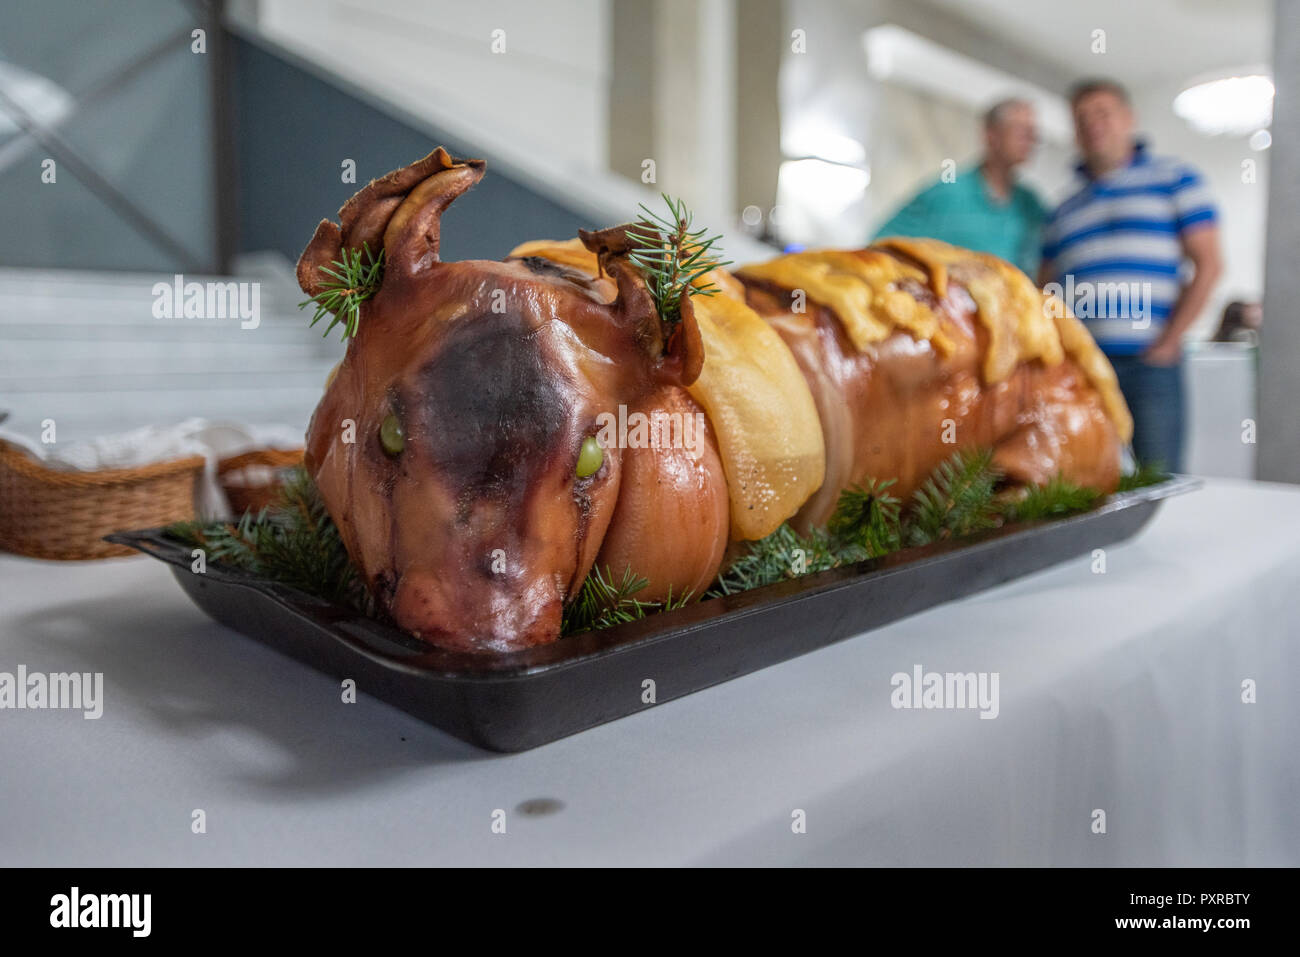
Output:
[299, 149, 707, 652]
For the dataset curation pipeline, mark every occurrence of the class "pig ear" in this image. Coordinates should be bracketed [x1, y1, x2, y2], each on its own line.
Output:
[662, 291, 705, 387]
[297, 219, 344, 299]
[295, 147, 485, 297]
[579, 225, 706, 388]
[380, 149, 485, 272]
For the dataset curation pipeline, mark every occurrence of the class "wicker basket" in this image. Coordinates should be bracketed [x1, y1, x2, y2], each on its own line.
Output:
[218, 447, 304, 517]
[0, 438, 206, 560]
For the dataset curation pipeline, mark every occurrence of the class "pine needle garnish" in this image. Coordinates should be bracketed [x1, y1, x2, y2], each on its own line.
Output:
[166, 468, 371, 614]
[711, 449, 1116, 597]
[710, 524, 848, 597]
[626, 194, 732, 325]
[562, 564, 692, 635]
[1117, 461, 1169, 491]
[906, 448, 1002, 546]
[828, 479, 903, 557]
[1002, 475, 1100, 523]
[298, 241, 385, 341]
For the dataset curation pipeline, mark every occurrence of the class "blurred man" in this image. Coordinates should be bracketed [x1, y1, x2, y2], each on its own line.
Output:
[875, 98, 1047, 275]
[1040, 79, 1223, 472]
[1212, 300, 1262, 345]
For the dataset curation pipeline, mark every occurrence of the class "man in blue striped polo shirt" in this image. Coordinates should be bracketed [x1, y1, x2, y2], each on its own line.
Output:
[1040, 79, 1223, 472]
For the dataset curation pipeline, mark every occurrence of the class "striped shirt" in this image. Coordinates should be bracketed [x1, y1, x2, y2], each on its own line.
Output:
[1041, 140, 1218, 355]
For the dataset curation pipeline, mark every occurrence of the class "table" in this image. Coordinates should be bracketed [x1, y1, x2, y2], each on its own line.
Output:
[1, 478, 1296, 865]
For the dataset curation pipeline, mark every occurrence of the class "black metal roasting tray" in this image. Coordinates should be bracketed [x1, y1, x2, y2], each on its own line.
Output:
[108, 476, 1198, 752]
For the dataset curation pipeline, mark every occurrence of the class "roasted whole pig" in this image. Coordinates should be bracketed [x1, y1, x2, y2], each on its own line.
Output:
[298, 149, 1133, 652]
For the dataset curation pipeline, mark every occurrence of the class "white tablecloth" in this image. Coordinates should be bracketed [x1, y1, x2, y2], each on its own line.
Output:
[1, 478, 1296, 866]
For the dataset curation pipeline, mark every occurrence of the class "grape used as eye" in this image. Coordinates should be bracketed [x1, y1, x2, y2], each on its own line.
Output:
[380, 413, 405, 456]
[576, 435, 603, 477]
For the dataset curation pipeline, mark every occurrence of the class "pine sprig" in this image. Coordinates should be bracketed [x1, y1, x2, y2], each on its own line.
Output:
[298, 242, 385, 341]
[1117, 461, 1169, 491]
[166, 468, 370, 613]
[828, 479, 903, 557]
[1002, 475, 1100, 523]
[626, 194, 732, 325]
[562, 564, 692, 635]
[710, 524, 848, 597]
[906, 447, 1002, 545]
[714, 449, 1110, 598]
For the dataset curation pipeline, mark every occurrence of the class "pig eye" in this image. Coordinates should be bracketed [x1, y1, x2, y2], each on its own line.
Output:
[575, 435, 603, 477]
[379, 412, 405, 456]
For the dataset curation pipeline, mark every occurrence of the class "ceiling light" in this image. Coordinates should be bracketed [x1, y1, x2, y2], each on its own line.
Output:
[1174, 74, 1274, 136]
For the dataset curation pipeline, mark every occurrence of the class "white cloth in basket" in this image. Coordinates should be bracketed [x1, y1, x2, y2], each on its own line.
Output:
[0, 418, 302, 520]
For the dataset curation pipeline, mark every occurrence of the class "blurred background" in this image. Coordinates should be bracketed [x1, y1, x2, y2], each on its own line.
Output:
[0, 0, 1293, 480]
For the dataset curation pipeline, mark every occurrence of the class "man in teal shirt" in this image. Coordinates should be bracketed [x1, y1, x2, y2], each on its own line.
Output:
[875, 99, 1048, 276]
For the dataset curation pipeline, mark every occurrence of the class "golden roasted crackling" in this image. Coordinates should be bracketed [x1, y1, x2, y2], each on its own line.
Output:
[737, 238, 1131, 527]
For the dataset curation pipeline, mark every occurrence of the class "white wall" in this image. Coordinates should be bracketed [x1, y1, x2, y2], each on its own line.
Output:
[233, 0, 773, 265]
[251, 0, 611, 173]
